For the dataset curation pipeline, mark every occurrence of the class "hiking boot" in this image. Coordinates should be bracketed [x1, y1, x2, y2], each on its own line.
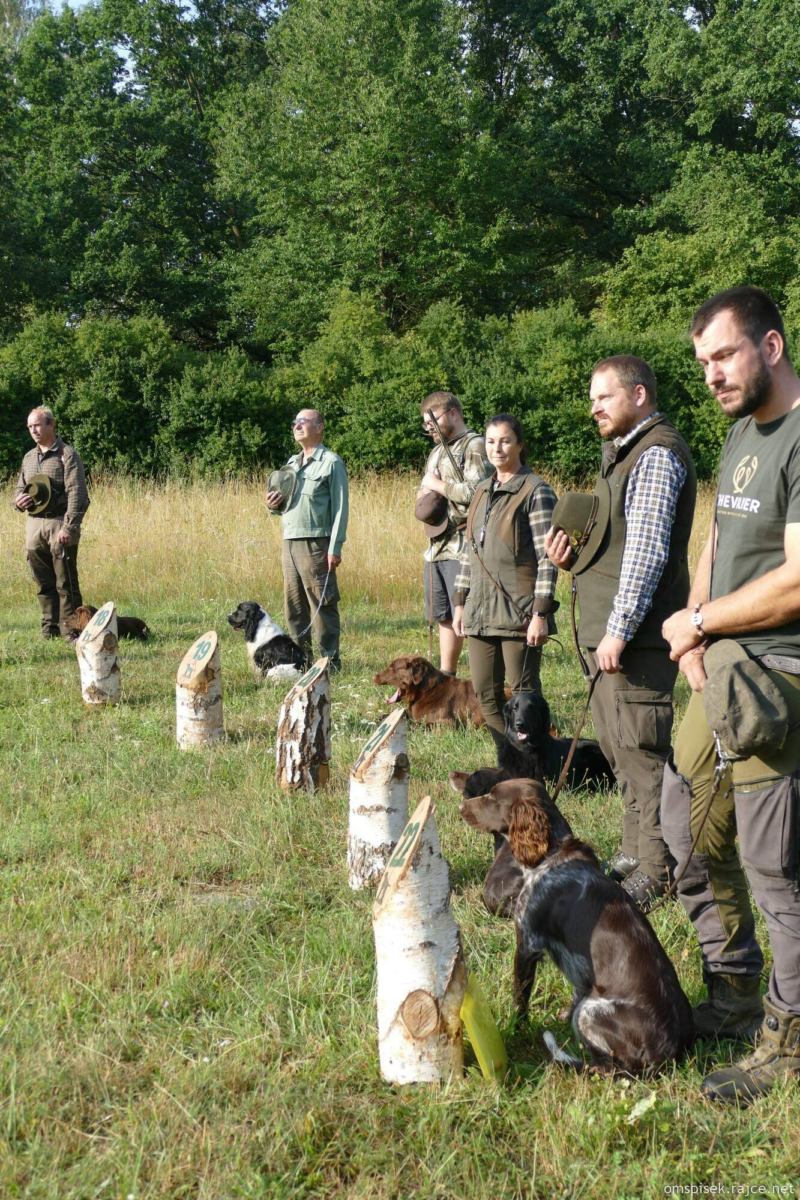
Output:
[702, 998, 800, 1105]
[693, 972, 764, 1040]
[622, 869, 674, 913]
[606, 851, 640, 883]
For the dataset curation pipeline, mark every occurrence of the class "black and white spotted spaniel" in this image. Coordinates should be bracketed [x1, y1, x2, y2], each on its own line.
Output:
[227, 602, 306, 681]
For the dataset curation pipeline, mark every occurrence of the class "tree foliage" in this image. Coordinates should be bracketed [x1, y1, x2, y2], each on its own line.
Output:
[1, 0, 799, 479]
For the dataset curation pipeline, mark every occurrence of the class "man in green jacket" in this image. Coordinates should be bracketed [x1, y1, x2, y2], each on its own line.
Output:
[267, 409, 349, 672]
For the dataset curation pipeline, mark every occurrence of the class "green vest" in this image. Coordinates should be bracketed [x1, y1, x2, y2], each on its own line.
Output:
[462, 466, 549, 637]
[576, 415, 697, 651]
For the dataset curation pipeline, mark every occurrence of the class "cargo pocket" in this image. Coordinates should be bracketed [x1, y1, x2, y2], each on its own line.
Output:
[615, 691, 673, 752]
[735, 773, 800, 879]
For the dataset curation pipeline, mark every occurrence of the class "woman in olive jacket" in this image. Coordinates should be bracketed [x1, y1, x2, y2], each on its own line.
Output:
[452, 414, 558, 751]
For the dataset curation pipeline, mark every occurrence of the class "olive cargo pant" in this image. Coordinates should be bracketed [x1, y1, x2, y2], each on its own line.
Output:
[25, 516, 82, 636]
[586, 647, 678, 882]
[467, 635, 542, 751]
[282, 537, 341, 668]
[662, 674, 800, 1013]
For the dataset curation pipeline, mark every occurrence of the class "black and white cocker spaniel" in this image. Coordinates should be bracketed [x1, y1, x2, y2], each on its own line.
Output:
[227, 602, 306, 681]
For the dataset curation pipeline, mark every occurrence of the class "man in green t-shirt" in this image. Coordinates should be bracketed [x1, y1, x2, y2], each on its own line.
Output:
[662, 287, 800, 1105]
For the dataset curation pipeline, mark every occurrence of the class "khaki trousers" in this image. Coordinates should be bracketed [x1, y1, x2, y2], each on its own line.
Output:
[586, 647, 678, 882]
[662, 675, 800, 1012]
[25, 517, 82, 636]
[282, 537, 341, 667]
[467, 635, 542, 751]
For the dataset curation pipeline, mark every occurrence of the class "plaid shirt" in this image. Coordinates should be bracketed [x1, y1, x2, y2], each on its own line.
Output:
[454, 478, 558, 606]
[423, 430, 491, 563]
[14, 438, 90, 539]
[607, 415, 688, 642]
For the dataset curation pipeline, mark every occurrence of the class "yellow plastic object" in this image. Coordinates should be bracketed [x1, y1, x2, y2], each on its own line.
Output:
[460, 973, 508, 1081]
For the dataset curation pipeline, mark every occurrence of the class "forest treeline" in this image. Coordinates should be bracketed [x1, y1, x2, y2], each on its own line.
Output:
[1, 0, 799, 479]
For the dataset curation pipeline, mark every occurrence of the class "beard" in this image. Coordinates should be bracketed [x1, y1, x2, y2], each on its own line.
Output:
[716, 354, 772, 418]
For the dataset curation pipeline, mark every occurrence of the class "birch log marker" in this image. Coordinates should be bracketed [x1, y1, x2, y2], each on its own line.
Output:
[372, 796, 467, 1085]
[176, 631, 224, 749]
[347, 708, 409, 890]
[276, 657, 331, 791]
[76, 601, 120, 706]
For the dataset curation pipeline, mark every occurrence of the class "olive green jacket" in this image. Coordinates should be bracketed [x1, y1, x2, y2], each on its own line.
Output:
[453, 467, 558, 638]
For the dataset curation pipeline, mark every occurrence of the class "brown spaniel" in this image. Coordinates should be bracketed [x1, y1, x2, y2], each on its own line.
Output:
[373, 655, 485, 727]
[459, 779, 694, 1075]
[64, 605, 149, 642]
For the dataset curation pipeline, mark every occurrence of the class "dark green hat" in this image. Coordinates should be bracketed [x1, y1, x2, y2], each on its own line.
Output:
[551, 479, 610, 574]
[22, 474, 52, 516]
[702, 639, 789, 759]
[267, 467, 297, 512]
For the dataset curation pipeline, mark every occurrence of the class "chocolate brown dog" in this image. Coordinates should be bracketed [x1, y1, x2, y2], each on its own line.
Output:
[459, 779, 694, 1074]
[374, 655, 486, 727]
[63, 604, 149, 641]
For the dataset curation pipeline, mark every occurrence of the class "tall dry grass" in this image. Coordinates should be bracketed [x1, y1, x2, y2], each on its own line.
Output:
[0, 472, 717, 617]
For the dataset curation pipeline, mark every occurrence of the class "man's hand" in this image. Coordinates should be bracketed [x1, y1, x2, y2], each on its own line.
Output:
[266, 490, 284, 510]
[679, 642, 708, 692]
[56, 528, 72, 546]
[15, 493, 33, 510]
[526, 614, 548, 647]
[596, 634, 627, 674]
[420, 472, 445, 495]
[453, 604, 465, 639]
[327, 554, 342, 572]
[545, 527, 574, 570]
[662, 608, 703, 661]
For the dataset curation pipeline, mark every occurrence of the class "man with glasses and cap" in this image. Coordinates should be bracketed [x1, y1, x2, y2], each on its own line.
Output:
[267, 409, 349, 673]
[14, 406, 90, 639]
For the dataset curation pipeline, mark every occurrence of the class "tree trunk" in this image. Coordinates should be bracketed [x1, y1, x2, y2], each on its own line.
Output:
[276, 657, 331, 791]
[76, 602, 120, 706]
[372, 797, 466, 1084]
[176, 631, 224, 749]
[348, 708, 409, 890]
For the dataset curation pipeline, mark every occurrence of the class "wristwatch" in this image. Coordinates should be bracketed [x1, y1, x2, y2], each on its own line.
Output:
[691, 604, 704, 635]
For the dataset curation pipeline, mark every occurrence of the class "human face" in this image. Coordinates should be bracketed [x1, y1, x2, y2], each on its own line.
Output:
[422, 406, 455, 443]
[485, 422, 522, 476]
[693, 310, 773, 419]
[27, 411, 55, 447]
[589, 369, 646, 439]
[292, 409, 323, 449]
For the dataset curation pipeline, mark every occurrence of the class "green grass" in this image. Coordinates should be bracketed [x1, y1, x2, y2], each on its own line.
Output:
[1, 478, 798, 1198]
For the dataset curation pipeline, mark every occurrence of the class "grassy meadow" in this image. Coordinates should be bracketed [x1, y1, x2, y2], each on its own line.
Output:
[1, 473, 798, 1199]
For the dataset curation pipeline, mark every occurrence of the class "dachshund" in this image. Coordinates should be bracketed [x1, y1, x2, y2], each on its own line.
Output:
[63, 604, 149, 641]
[459, 779, 694, 1074]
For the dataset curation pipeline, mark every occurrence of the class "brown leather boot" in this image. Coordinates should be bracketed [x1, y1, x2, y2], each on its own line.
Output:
[702, 998, 800, 1104]
[693, 972, 764, 1040]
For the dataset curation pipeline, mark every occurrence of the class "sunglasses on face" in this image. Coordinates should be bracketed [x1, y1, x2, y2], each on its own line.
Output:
[293, 418, 317, 428]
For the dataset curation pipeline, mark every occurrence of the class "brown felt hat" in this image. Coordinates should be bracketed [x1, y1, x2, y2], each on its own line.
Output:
[702, 639, 790, 759]
[551, 479, 610, 574]
[22, 474, 52, 516]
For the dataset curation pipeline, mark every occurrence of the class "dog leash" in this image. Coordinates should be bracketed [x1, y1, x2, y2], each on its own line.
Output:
[646, 731, 734, 914]
[296, 566, 331, 641]
[550, 667, 603, 803]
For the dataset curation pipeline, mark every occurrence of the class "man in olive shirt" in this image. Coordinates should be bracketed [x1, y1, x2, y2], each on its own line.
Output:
[662, 287, 800, 1104]
[14, 406, 89, 638]
[267, 409, 349, 672]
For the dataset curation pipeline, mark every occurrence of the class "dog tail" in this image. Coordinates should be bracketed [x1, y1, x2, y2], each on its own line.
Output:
[543, 1030, 583, 1071]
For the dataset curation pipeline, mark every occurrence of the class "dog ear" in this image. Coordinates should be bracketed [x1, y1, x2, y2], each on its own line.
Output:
[449, 771, 469, 794]
[410, 659, 426, 683]
[508, 798, 552, 867]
